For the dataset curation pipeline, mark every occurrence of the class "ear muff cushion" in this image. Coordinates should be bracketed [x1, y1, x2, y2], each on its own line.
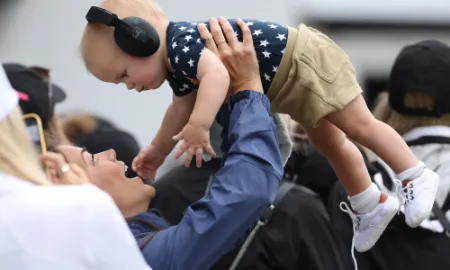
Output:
[114, 16, 160, 57]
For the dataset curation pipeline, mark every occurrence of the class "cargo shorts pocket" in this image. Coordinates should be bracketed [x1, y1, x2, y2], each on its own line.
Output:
[298, 27, 349, 84]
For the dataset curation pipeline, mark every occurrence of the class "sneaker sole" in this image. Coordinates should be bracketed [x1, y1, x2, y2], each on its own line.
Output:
[357, 198, 400, 253]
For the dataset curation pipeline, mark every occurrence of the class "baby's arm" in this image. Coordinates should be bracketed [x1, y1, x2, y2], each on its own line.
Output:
[172, 48, 230, 167]
[151, 92, 197, 155]
[188, 48, 230, 130]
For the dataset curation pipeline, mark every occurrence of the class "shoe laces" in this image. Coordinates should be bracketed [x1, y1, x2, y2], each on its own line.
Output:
[340, 202, 359, 270]
[394, 163, 425, 206]
[394, 179, 414, 207]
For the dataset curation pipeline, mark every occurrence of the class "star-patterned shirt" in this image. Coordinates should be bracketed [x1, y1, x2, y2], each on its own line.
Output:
[166, 19, 288, 96]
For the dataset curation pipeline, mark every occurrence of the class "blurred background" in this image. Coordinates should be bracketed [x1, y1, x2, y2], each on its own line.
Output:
[2, 0, 450, 174]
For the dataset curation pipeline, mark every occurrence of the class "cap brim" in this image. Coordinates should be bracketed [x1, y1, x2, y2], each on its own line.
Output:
[50, 84, 66, 103]
[4, 63, 67, 104]
[3, 63, 30, 74]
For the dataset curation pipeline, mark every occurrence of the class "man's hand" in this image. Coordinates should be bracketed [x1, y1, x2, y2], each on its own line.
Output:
[198, 17, 263, 94]
[173, 123, 216, 168]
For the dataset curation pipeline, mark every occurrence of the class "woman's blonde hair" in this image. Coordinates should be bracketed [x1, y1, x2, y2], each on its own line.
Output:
[373, 92, 450, 135]
[0, 106, 50, 185]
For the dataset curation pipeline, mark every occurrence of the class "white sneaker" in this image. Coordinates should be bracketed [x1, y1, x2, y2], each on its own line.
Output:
[340, 195, 399, 253]
[395, 167, 440, 228]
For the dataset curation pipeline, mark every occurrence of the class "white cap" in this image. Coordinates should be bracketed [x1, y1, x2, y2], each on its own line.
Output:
[0, 64, 18, 121]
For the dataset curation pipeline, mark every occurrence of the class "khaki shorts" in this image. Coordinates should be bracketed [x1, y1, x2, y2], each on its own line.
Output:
[267, 24, 362, 127]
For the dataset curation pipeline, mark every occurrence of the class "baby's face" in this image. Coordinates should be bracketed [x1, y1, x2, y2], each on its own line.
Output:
[85, 38, 167, 92]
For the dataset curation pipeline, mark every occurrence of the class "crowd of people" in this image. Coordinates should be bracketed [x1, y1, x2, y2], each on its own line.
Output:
[1, 0, 450, 269]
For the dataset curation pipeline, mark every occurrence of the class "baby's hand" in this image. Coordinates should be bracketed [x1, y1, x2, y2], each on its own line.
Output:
[173, 123, 216, 168]
[132, 143, 167, 180]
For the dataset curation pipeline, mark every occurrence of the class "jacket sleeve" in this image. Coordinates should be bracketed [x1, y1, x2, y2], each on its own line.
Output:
[143, 91, 283, 270]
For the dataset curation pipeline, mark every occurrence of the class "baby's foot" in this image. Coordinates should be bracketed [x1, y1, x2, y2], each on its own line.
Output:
[395, 163, 440, 228]
[340, 193, 399, 252]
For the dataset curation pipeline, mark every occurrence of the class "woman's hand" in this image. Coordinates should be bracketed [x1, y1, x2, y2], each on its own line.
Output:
[197, 17, 263, 94]
[41, 152, 90, 185]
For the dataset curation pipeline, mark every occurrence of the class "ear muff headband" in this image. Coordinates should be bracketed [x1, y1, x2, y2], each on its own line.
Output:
[85, 6, 160, 57]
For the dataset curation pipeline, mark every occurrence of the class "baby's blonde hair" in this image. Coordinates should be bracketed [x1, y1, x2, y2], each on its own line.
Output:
[80, 0, 166, 70]
[373, 92, 450, 135]
[0, 107, 50, 185]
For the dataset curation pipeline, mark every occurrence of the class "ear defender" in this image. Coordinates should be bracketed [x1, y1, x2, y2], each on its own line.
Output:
[85, 6, 160, 57]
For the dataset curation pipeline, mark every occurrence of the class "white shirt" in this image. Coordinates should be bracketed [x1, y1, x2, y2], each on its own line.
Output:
[0, 172, 152, 270]
[0, 63, 18, 120]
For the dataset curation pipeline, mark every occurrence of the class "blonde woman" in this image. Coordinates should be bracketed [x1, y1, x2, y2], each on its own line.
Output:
[0, 64, 151, 270]
[329, 40, 450, 270]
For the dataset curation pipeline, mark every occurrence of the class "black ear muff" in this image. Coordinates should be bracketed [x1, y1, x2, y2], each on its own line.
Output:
[114, 16, 160, 57]
[85, 6, 160, 57]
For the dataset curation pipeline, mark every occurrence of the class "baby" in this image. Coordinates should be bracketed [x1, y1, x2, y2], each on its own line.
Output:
[80, 0, 439, 254]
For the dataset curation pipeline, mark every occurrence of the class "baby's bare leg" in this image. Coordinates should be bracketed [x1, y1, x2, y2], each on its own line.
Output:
[304, 121, 371, 196]
[327, 95, 418, 173]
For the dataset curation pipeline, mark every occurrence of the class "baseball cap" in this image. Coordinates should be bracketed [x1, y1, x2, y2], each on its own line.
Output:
[0, 64, 18, 121]
[388, 40, 450, 117]
[2, 63, 67, 128]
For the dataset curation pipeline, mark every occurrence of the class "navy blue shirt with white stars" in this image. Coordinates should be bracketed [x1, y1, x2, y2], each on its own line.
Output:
[166, 19, 288, 96]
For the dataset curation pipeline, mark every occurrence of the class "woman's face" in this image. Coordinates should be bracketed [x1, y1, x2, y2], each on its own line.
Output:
[56, 145, 155, 218]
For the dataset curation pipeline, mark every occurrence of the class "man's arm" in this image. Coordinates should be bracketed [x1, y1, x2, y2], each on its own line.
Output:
[151, 92, 196, 155]
[142, 91, 283, 270]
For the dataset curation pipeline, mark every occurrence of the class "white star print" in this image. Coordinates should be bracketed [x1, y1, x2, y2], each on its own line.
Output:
[188, 59, 195, 67]
[269, 24, 278, 29]
[264, 73, 271, 81]
[246, 21, 254, 26]
[260, 40, 269, 47]
[179, 87, 186, 92]
[281, 48, 285, 55]
[183, 84, 189, 88]
[253, 29, 263, 36]
[272, 66, 278, 73]
[262, 51, 271, 58]
[172, 42, 177, 49]
[199, 49, 203, 55]
[235, 31, 239, 36]
[185, 35, 193, 42]
[179, 26, 187, 31]
[182, 70, 188, 76]
[182, 46, 190, 53]
[276, 34, 286, 41]
[175, 55, 179, 64]
[187, 29, 195, 33]
[197, 38, 201, 43]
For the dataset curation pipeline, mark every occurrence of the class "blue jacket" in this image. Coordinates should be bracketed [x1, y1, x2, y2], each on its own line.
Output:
[128, 91, 283, 270]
